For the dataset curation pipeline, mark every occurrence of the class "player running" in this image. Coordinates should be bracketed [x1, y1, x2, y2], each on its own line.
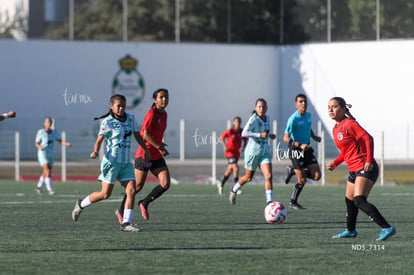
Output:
[327, 97, 396, 241]
[115, 88, 170, 222]
[217, 116, 247, 195]
[71, 94, 149, 232]
[35, 117, 71, 195]
[283, 93, 321, 209]
[229, 98, 276, 205]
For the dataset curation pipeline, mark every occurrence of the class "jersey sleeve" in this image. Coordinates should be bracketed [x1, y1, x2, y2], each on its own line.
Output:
[129, 113, 139, 133]
[221, 129, 229, 141]
[35, 130, 42, 143]
[348, 120, 374, 163]
[141, 110, 155, 133]
[241, 116, 261, 138]
[284, 115, 294, 137]
[53, 130, 61, 141]
[98, 119, 109, 136]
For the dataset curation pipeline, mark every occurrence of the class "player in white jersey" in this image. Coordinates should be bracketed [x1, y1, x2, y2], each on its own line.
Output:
[71, 94, 150, 232]
[229, 98, 276, 205]
[35, 117, 71, 195]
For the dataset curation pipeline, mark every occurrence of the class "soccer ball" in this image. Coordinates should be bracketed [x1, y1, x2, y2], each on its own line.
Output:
[264, 201, 287, 224]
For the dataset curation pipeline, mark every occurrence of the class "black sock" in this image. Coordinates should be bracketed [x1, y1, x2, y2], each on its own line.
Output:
[234, 177, 239, 183]
[354, 195, 391, 228]
[118, 194, 127, 216]
[141, 185, 167, 208]
[221, 175, 230, 185]
[345, 197, 359, 231]
[290, 183, 304, 203]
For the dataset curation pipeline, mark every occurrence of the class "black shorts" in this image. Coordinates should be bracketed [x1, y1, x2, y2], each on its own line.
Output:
[289, 146, 318, 170]
[135, 157, 168, 173]
[347, 161, 379, 184]
[227, 157, 238, 164]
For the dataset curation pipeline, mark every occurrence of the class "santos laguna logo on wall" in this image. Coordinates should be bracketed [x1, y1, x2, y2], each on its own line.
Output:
[112, 54, 145, 109]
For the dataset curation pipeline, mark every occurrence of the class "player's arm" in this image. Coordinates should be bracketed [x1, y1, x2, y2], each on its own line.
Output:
[90, 135, 104, 158]
[327, 154, 344, 171]
[35, 141, 43, 151]
[0, 110, 16, 122]
[220, 131, 228, 151]
[143, 130, 169, 157]
[311, 129, 321, 142]
[58, 139, 71, 147]
[134, 131, 151, 161]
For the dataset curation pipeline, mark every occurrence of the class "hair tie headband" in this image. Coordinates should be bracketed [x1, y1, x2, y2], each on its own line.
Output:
[346, 104, 352, 109]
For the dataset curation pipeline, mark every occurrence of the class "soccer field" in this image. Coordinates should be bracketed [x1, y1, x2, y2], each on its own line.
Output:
[0, 180, 412, 274]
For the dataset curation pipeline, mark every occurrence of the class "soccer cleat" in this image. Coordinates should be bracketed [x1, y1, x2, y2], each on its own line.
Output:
[120, 223, 140, 232]
[35, 187, 42, 195]
[376, 226, 396, 241]
[285, 165, 295, 184]
[229, 191, 237, 205]
[72, 199, 83, 222]
[236, 189, 243, 195]
[115, 209, 123, 224]
[332, 229, 358, 239]
[217, 183, 223, 196]
[48, 190, 56, 195]
[139, 201, 149, 220]
[289, 201, 306, 210]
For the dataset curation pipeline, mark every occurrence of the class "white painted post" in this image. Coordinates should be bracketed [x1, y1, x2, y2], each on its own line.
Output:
[273, 120, 277, 162]
[61, 131, 67, 182]
[212, 131, 217, 185]
[226, 119, 231, 130]
[15, 131, 20, 182]
[321, 131, 325, 186]
[180, 119, 185, 161]
[381, 131, 384, 187]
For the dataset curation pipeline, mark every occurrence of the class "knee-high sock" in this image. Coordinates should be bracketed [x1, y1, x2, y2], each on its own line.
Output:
[141, 185, 167, 208]
[290, 183, 304, 203]
[345, 197, 359, 231]
[354, 195, 391, 228]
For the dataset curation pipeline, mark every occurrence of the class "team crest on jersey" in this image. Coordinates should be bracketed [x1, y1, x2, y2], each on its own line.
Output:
[337, 132, 343, 140]
[112, 54, 145, 110]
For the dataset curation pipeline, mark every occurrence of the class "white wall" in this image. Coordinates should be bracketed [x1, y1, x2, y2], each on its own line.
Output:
[1, 39, 413, 159]
[0, 40, 280, 159]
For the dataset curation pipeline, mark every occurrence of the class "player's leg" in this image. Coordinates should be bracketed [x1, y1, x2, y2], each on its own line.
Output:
[260, 162, 273, 204]
[36, 152, 48, 194]
[218, 162, 233, 195]
[333, 180, 358, 238]
[72, 181, 114, 222]
[138, 159, 170, 220]
[353, 166, 395, 240]
[289, 168, 306, 209]
[229, 169, 255, 205]
[306, 162, 321, 181]
[43, 163, 56, 195]
[119, 179, 140, 232]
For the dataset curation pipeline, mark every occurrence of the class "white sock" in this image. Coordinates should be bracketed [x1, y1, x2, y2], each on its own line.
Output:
[123, 209, 133, 224]
[80, 196, 92, 208]
[37, 176, 44, 188]
[45, 177, 53, 192]
[265, 190, 273, 203]
[231, 182, 241, 193]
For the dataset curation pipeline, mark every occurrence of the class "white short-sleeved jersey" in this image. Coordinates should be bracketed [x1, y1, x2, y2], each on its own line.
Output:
[35, 129, 61, 154]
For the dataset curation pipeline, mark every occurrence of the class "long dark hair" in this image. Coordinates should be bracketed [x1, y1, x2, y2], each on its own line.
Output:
[152, 88, 169, 107]
[94, 94, 126, 120]
[252, 98, 267, 115]
[331, 96, 355, 120]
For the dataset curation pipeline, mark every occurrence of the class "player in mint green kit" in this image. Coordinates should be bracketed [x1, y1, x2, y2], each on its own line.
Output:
[229, 98, 276, 205]
[35, 117, 71, 195]
[71, 94, 150, 232]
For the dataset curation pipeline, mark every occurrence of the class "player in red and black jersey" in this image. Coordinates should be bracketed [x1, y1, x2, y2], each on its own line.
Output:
[217, 117, 247, 195]
[116, 88, 170, 222]
[327, 97, 395, 241]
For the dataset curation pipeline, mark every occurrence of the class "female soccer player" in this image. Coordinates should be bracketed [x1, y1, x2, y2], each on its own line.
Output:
[116, 88, 170, 222]
[217, 116, 247, 195]
[35, 117, 71, 195]
[0, 110, 16, 122]
[71, 94, 149, 232]
[229, 98, 276, 205]
[327, 97, 396, 241]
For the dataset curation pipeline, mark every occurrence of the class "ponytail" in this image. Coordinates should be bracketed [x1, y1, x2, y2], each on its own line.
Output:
[94, 94, 126, 120]
[331, 97, 355, 120]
